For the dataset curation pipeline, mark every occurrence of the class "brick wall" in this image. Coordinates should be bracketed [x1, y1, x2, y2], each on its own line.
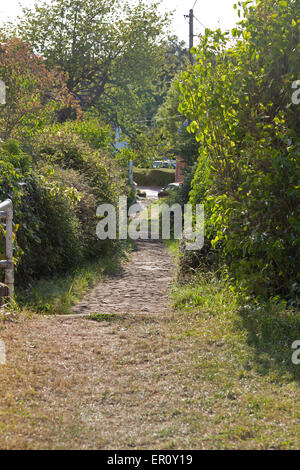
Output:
[175, 156, 186, 183]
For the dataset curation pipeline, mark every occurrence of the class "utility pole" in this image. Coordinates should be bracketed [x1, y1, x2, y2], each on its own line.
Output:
[189, 9, 194, 64]
[185, 9, 194, 64]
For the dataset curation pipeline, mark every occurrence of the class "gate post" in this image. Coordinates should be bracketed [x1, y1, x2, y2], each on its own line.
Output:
[0, 199, 14, 301]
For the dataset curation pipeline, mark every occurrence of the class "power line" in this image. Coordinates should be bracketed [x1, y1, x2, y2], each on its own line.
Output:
[192, 0, 198, 9]
[194, 15, 206, 30]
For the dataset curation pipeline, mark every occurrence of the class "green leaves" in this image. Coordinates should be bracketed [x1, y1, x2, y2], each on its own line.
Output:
[188, 121, 199, 134]
[10, 0, 171, 134]
[177, 0, 300, 302]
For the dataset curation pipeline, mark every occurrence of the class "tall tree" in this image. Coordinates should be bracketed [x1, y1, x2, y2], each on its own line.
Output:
[9, 0, 170, 130]
[0, 33, 76, 140]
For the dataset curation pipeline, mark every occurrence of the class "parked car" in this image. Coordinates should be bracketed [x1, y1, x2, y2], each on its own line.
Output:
[158, 182, 182, 198]
[153, 160, 176, 169]
[161, 159, 176, 169]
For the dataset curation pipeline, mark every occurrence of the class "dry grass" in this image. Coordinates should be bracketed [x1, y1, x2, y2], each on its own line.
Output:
[0, 300, 299, 449]
[0, 311, 189, 449]
[0, 241, 299, 449]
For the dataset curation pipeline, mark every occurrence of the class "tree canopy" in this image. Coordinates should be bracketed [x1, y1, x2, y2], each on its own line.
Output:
[10, 0, 170, 130]
[0, 34, 77, 140]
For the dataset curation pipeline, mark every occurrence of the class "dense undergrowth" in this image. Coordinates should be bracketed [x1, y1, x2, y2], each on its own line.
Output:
[174, 0, 300, 305]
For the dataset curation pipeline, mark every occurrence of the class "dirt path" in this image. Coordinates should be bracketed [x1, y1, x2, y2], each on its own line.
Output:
[1, 232, 299, 449]
[0, 234, 194, 449]
[2, 191, 200, 450]
[72, 240, 173, 316]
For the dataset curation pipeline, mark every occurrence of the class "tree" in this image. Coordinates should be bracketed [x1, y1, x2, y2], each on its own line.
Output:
[155, 75, 199, 171]
[145, 35, 189, 120]
[0, 33, 77, 140]
[9, 0, 169, 130]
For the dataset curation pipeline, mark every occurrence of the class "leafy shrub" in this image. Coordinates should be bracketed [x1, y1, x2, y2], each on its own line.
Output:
[17, 174, 81, 278]
[63, 116, 113, 150]
[178, 0, 300, 303]
[0, 141, 82, 279]
[0, 125, 127, 283]
[34, 126, 124, 205]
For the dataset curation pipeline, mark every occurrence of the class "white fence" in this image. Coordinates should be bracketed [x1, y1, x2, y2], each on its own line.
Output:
[0, 199, 14, 300]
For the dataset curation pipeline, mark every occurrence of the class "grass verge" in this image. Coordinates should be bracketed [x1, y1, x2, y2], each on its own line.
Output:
[163, 239, 179, 259]
[17, 242, 133, 315]
[133, 168, 175, 187]
[169, 262, 300, 448]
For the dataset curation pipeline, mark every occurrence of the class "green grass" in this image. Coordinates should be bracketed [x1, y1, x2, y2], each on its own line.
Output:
[168, 244, 300, 448]
[17, 243, 133, 315]
[133, 168, 175, 187]
[172, 268, 300, 383]
[86, 312, 120, 322]
[163, 239, 179, 259]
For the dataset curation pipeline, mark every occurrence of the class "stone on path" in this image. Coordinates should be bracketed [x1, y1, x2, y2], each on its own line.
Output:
[72, 240, 174, 316]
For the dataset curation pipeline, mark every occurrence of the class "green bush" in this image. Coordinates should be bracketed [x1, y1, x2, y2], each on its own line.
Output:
[63, 116, 112, 150]
[34, 126, 124, 205]
[179, 0, 300, 303]
[0, 123, 128, 283]
[0, 141, 31, 279]
[0, 142, 82, 279]
[17, 174, 82, 278]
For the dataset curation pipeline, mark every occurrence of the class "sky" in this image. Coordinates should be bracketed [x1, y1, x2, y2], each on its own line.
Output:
[160, 0, 240, 44]
[0, 0, 240, 45]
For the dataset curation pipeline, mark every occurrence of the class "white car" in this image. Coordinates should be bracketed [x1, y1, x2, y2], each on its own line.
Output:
[158, 183, 182, 198]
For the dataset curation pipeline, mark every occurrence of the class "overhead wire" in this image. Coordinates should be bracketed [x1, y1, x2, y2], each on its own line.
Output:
[193, 15, 206, 30]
